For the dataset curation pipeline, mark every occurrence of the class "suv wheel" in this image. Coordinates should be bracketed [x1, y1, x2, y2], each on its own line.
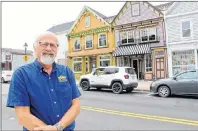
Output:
[81, 80, 90, 91]
[126, 88, 133, 93]
[111, 82, 123, 94]
[158, 86, 170, 97]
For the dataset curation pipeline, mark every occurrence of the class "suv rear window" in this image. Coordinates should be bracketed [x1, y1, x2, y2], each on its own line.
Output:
[125, 68, 136, 74]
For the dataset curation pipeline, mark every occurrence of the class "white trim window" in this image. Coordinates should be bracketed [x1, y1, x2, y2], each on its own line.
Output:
[99, 55, 110, 67]
[98, 33, 107, 47]
[120, 30, 135, 45]
[85, 16, 90, 27]
[141, 28, 157, 42]
[145, 54, 152, 72]
[73, 38, 80, 50]
[181, 20, 191, 38]
[132, 4, 140, 16]
[85, 35, 93, 49]
[73, 57, 82, 73]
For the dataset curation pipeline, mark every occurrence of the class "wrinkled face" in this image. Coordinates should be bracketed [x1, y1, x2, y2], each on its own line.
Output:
[34, 33, 59, 65]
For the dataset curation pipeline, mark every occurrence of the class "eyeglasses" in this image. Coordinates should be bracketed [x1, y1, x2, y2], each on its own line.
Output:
[38, 41, 59, 49]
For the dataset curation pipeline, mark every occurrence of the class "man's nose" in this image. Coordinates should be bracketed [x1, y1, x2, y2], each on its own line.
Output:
[45, 44, 52, 50]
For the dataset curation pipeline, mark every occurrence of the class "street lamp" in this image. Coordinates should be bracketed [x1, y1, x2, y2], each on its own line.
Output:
[24, 43, 28, 55]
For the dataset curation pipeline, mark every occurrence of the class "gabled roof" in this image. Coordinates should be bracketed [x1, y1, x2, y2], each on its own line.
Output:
[155, 2, 174, 11]
[164, 2, 177, 15]
[112, 1, 165, 26]
[47, 21, 74, 34]
[88, 6, 107, 18]
[68, 5, 110, 34]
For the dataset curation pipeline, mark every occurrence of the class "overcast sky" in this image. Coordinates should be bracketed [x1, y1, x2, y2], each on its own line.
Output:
[2, 2, 168, 51]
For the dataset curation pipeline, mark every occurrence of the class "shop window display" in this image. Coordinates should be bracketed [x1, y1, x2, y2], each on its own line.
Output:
[172, 50, 195, 75]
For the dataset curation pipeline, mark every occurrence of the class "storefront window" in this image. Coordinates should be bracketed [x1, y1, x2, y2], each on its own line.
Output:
[172, 50, 195, 76]
[99, 55, 110, 67]
[145, 54, 152, 72]
[73, 58, 82, 73]
[124, 56, 130, 66]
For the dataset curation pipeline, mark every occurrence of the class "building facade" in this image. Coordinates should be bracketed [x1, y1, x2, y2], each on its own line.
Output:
[112, 2, 171, 80]
[165, 2, 198, 77]
[1, 48, 34, 71]
[67, 6, 116, 80]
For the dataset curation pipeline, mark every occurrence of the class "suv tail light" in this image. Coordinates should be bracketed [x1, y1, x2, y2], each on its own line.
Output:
[124, 74, 129, 79]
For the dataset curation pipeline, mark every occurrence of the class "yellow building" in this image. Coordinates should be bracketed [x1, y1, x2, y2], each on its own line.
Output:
[67, 6, 116, 80]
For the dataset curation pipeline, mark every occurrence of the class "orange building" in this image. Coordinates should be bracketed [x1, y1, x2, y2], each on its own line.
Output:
[67, 6, 116, 80]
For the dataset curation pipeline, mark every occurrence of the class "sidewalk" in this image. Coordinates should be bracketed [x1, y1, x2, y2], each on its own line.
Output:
[76, 80, 152, 92]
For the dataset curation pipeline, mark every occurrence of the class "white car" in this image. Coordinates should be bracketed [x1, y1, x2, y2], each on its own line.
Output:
[79, 66, 138, 94]
[1, 70, 13, 83]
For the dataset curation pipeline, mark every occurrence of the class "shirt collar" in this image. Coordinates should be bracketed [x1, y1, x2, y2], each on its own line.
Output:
[34, 58, 57, 72]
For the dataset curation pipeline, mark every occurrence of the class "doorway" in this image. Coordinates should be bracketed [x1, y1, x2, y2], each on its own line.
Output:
[132, 59, 139, 79]
[156, 58, 165, 79]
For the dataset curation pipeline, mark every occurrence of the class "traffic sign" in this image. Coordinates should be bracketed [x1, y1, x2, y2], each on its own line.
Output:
[23, 55, 29, 62]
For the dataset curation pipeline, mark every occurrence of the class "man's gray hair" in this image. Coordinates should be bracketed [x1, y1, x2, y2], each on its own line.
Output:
[33, 31, 59, 48]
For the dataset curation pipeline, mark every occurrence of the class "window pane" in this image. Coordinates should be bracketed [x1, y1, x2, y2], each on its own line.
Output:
[86, 36, 92, 48]
[149, 28, 156, 41]
[182, 29, 191, 37]
[132, 4, 139, 16]
[182, 21, 190, 30]
[74, 62, 82, 72]
[99, 34, 107, 47]
[177, 71, 197, 80]
[125, 68, 136, 74]
[141, 29, 148, 42]
[121, 32, 127, 44]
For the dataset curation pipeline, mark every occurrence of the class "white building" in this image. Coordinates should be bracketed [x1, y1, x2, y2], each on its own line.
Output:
[165, 2, 198, 77]
[1, 48, 34, 71]
[47, 21, 74, 66]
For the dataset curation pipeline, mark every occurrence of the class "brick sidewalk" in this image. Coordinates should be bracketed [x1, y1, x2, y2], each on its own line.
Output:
[76, 80, 152, 91]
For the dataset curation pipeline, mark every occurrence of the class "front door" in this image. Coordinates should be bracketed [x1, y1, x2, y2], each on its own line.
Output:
[133, 59, 139, 79]
[156, 58, 165, 79]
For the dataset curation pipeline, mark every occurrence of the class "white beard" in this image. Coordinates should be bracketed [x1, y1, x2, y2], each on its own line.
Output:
[40, 54, 55, 65]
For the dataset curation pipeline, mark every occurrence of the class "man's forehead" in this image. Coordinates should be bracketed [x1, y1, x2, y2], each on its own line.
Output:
[36, 32, 58, 43]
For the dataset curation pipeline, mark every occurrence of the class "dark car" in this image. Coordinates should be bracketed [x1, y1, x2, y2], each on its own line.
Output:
[150, 70, 198, 97]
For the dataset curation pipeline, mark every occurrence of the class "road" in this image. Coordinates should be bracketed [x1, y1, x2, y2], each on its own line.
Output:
[2, 83, 198, 130]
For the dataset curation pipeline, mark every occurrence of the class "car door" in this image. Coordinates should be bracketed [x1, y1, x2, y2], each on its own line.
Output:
[173, 71, 197, 94]
[99, 68, 116, 86]
[89, 68, 105, 86]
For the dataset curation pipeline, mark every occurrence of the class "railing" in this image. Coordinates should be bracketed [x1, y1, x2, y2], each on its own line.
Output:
[117, 36, 160, 47]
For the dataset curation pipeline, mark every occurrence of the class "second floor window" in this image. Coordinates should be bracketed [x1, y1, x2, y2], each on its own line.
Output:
[98, 34, 107, 47]
[120, 30, 135, 45]
[74, 39, 80, 50]
[182, 21, 191, 38]
[141, 28, 156, 42]
[85, 35, 93, 49]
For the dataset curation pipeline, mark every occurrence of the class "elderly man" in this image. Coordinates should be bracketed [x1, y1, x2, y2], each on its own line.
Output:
[6, 31, 81, 131]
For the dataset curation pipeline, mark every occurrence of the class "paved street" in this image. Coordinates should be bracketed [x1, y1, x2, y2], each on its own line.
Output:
[2, 83, 198, 130]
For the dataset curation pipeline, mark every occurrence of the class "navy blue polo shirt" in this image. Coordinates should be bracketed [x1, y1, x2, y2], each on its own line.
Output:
[6, 59, 81, 131]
